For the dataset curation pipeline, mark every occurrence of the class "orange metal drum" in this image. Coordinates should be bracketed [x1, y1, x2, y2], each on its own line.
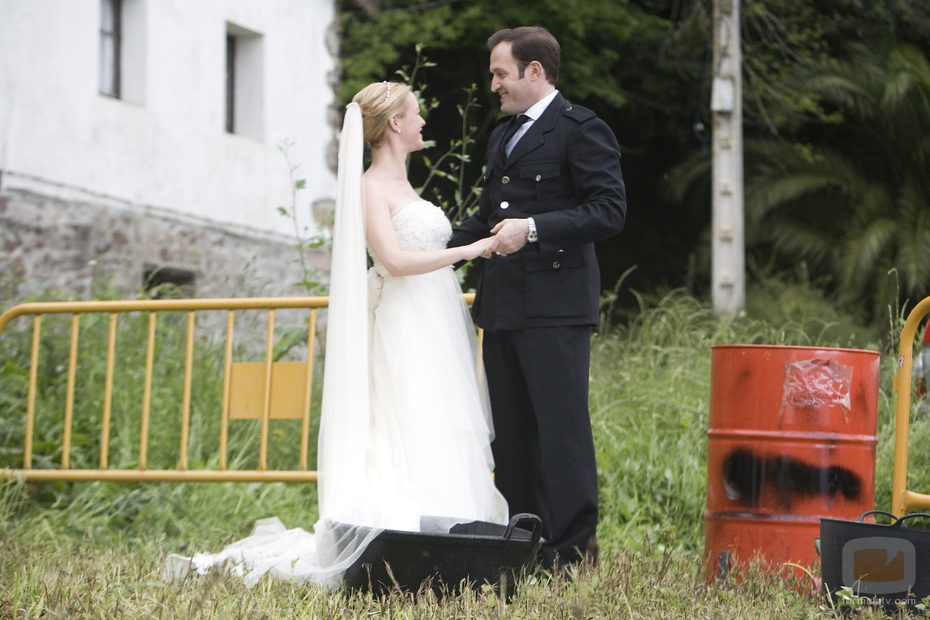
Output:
[704, 345, 880, 581]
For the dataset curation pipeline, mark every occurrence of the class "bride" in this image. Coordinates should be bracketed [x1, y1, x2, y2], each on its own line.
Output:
[163, 82, 507, 588]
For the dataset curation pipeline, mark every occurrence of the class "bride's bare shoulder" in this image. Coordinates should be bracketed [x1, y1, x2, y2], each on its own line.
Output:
[362, 174, 417, 216]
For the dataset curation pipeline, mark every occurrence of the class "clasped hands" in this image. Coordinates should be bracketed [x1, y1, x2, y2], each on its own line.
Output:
[476, 218, 531, 259]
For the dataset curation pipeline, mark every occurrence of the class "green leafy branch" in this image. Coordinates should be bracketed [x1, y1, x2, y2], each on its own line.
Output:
[277, 139, 328, 296]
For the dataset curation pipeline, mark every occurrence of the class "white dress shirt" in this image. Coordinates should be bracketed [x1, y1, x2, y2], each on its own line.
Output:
[505, 89, 560, 156]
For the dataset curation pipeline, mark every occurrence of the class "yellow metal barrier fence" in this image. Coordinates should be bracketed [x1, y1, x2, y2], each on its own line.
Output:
[892, 295, 930, 516]
[0, 297, 333, 482]
[0, 294, 478, 484]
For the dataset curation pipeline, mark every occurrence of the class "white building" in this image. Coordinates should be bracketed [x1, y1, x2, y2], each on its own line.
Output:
[0, 0, 339, 301]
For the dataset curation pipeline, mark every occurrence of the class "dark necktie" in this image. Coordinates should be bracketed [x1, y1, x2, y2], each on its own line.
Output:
[502, 114, 529, 156]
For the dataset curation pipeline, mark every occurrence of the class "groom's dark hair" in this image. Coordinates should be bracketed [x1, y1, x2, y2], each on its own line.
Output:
[488, 26, 560, 85]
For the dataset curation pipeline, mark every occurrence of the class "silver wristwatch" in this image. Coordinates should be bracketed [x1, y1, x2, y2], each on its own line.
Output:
[526, 217, 538, 243]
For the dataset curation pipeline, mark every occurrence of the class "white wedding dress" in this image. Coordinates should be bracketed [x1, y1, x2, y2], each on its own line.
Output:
[162, 199, 507, 588]
[364, 200, 507, 530]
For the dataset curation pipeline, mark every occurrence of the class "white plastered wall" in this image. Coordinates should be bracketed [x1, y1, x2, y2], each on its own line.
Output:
[0, 0, 338, 241]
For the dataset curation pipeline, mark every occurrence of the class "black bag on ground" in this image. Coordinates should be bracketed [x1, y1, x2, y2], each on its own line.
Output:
[343, 512, 543, 596]
[820, 510, 930, 612]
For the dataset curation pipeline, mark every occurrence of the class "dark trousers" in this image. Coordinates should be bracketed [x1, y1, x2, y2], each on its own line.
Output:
[482, 325, 598, 569]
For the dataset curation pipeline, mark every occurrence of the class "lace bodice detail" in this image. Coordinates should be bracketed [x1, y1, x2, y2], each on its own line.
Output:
[369, 201, 452, 270]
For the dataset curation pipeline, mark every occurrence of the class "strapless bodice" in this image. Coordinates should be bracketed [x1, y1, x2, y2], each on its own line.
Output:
[389, 200, 452, 252]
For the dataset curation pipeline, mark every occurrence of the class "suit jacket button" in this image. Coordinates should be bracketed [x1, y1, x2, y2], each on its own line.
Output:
[500, 201, 509, 209]
[502, 176, 510, 184]
[552, 261, 561, 269]
[535, 174, 541, 182]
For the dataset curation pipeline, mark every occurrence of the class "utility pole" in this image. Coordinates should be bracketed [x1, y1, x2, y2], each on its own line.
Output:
[711, 0, 745, 313]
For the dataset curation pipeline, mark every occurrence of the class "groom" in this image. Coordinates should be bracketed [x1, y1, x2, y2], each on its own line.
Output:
[450, 26, 627, 571]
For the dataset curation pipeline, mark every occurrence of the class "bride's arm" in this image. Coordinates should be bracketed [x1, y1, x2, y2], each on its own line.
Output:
[365, 191, 496, 277]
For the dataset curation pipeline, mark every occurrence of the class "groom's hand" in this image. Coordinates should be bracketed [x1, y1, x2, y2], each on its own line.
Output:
[490, 219, 530, 256]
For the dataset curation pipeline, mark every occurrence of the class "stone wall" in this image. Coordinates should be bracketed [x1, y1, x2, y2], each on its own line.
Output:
[0, 181, 333, 305]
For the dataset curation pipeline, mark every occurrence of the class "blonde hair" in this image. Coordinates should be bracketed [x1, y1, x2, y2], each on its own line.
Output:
[351, 81, 413, 147]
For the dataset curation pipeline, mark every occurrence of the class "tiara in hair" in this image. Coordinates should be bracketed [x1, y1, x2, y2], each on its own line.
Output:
[382, 81, 392, 103]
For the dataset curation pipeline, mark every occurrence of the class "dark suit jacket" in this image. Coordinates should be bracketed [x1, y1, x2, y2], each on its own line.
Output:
[450, 92, 627, 331]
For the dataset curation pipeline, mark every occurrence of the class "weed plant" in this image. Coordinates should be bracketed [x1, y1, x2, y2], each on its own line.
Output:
[2, 278, 929, 617]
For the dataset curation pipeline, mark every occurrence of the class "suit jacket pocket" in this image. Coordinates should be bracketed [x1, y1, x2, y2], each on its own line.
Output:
[519, 162, 564, 205]
[519, 162, 560, 181]
[524, 251, 589, 319]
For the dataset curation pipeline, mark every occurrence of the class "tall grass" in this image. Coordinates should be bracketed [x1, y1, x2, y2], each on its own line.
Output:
[590, 284, 900, 560]
[1, 280, 927, 617]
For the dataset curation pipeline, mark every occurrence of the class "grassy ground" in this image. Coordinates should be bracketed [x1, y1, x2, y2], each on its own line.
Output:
[1, 283, 928, 618]
[0, 529, 838, 618]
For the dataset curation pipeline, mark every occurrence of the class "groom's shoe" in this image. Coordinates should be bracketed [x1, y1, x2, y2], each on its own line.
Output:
[537, 550, 573, 581]
[535, 536, 598, 582]
[539, 535, 599, 569]
[584, 535, 599, 566]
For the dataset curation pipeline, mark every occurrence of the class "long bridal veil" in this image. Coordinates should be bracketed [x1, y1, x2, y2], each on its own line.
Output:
[295, 100, 385, 583]
[318, 102, 375, 524]
[306, 100, 386, 578]
[162, 103, 382, 588]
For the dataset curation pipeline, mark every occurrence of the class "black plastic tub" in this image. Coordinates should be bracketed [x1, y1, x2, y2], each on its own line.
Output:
[343, 513, 543, 595]
[820, 510, 930, 613]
